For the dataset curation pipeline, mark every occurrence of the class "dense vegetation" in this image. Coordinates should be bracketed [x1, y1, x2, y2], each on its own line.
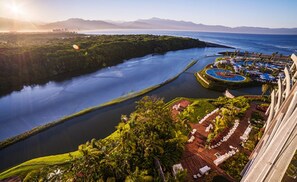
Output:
[0, 96, 190, 181]
[284, 151, 297, 180]
[242, 109, 265, 152]
[206, 96, 250, 144]
[0, 96, 270, 181]
[0, 33, 208, 95]
[220, 153, 249, 181]
[178, 99, 216, 123]
[209, 96, 267, 181]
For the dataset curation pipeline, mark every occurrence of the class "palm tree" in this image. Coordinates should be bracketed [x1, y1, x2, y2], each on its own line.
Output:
[125, 167, 153, 182]
[244, 51, 249, 58]
[261, 84, 270, 96]
[271, 52, 278, 61]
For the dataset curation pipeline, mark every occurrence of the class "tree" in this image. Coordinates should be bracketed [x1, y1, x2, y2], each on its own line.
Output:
[18, 96, 189, 181]
[261, 84, 270, 96]
[244, 51, 248, 58]
[125, 167, 153, 182]
[174, 169, 188, 182]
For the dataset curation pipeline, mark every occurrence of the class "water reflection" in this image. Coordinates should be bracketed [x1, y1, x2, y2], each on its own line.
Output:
[0, 47, 229, 140]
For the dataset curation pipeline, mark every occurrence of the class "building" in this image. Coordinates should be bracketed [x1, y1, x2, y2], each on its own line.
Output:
[241, 54, 297, 181]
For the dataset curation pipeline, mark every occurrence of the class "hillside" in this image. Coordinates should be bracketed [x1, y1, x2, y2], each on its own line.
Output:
[0, 17, 39, 31]
[127, 18, 297, 34]
[40, 18, 118, 30]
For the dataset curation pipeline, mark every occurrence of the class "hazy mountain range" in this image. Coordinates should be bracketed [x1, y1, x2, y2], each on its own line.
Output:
[1, 17, 297, 35]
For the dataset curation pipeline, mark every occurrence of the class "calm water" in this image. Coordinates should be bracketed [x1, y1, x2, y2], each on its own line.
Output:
[0, 31, 296, 172]
[0, 51, 225, 171]
[0, 48, 225, 141]
[87, 30, 297, 55]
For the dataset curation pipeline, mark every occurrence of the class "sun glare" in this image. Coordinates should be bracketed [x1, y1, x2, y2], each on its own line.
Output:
[9, 4, 23, 15]
[10, 4, 20, 14]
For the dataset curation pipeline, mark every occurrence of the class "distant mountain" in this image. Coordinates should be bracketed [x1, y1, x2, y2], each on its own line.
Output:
[115, 17, 200, 29]
[1, 17, 297, 34]
[115, 21, 153, 29]
[127, 18, 297, 34]
[0, 17, 39, 31]
[40, 18, 118, 30]
[132, 17, 230, 30]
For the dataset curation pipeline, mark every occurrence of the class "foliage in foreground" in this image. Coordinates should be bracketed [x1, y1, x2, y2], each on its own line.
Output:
[284, 151, 297, 180]
[179, 99, 216, 123]
[20, 96, 190, 181]
[220, 152, 249, 181]
[206, 96, 250, 144]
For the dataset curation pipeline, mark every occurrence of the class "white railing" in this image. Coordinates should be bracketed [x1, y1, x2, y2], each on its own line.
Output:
[198, 108, 219, 124]
[209, 119, 239, 149]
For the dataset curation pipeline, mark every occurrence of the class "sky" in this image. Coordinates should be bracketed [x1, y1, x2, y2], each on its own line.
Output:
[0, 0, 297, 28]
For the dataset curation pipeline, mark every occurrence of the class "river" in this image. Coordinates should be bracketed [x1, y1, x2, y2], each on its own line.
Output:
[0, 48, 228, 141]
[1, 31, 297, 172]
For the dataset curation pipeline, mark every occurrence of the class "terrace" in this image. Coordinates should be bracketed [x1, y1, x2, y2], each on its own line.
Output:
[171, 97, 267, 181]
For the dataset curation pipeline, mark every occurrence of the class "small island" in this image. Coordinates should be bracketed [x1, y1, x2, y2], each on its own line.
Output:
[196, 51, 292, 91]
[0, 33, 219, 96]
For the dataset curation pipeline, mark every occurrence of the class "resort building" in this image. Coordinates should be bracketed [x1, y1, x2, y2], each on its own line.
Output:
[213, 53, 292, 84]
[241, 54, 297, 181]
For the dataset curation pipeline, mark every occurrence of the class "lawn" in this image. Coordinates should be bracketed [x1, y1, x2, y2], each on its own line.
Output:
[0, 151, 82, 180]
[179, 99, 216, 123]
[0, 126, 128, 181]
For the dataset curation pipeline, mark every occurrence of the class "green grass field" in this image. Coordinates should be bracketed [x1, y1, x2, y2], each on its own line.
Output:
[0, 151, 82, 180]
[178, 98, 216, 123]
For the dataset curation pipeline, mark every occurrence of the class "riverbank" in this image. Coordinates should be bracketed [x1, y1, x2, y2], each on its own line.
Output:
[0, 96, 191, 181]
[0, 33, 219, 96]
[0, 121, 126, 180]
[0, 60, 197, 150]
[0, 96, 208, 180]
[0, 95, 268, 181]
[0, 49, 225, 173]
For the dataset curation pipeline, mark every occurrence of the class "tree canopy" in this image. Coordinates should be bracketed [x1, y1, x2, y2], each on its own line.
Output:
[22, 96, 190, 181]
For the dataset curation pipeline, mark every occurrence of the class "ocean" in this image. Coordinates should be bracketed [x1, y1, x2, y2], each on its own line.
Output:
[86, 30, 297, 55]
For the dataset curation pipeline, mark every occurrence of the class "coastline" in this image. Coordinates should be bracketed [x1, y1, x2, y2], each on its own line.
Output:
[0, 35, 232, 98]
[205, 42, 234, 49]
[0, 60, 197, 150]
